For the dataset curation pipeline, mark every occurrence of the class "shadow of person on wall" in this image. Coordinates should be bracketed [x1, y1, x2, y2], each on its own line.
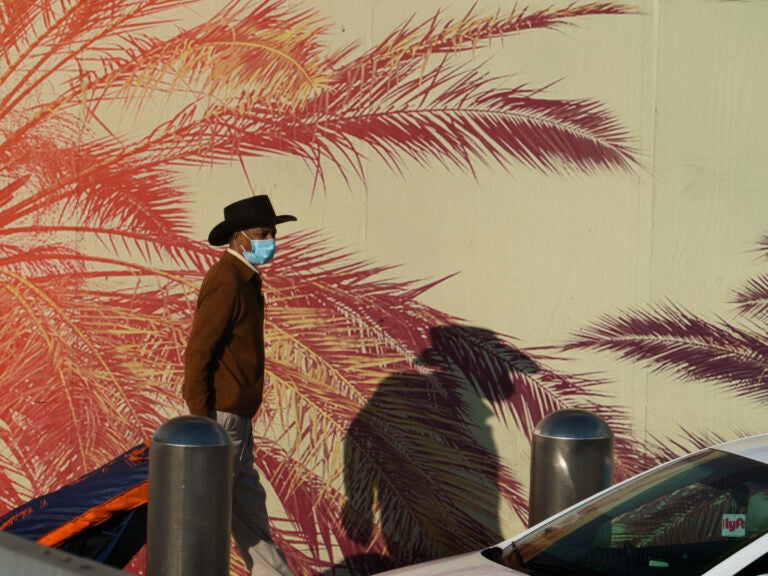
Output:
[335, 324, 539, 575]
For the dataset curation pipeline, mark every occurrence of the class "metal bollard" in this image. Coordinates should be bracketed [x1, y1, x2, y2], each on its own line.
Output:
[528, 409, 613, 527]
[147, 416, 233, 576]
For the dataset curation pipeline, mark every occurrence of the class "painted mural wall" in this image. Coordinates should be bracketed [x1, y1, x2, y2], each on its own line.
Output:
[1, 0, 767, 574]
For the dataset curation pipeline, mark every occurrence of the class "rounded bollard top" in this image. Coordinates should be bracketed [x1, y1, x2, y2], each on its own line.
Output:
[152, 415, 232, 447]
[533, 409, 613, 440]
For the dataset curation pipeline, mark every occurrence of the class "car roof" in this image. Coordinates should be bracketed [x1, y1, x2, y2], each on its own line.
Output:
[714, 433, 768, 464]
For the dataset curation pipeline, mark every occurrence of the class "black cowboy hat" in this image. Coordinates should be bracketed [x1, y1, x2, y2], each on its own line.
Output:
[208, 195, 297, 245]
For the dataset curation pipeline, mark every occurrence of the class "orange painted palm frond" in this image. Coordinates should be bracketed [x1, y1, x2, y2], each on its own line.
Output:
[0, 0, 190, 122]
[0, 258, 193, 508]
[0, 0, 336, 185]
[1, 110, 211, 269]
[0, 2, 41, 58]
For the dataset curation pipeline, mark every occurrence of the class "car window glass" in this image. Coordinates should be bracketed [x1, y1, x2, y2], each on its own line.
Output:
[502, 450, 768, 576]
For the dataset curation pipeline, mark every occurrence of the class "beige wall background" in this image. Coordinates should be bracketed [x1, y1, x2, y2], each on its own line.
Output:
[177, 0, 768, 531]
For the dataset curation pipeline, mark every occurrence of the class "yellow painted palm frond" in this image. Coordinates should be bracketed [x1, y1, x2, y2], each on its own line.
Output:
[86, 1, 335, 111]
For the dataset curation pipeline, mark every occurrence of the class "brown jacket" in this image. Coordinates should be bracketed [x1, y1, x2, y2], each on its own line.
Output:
[183, 252, 265, 417]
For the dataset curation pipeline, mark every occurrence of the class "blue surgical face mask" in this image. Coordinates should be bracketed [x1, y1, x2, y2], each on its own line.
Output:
[240, 232, 275, 265]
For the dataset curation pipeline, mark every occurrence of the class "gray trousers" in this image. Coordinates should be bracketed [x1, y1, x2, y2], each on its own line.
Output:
[215, 411, 294, 576]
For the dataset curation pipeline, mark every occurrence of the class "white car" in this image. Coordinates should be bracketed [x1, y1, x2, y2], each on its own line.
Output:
[380, 434, 768, 576]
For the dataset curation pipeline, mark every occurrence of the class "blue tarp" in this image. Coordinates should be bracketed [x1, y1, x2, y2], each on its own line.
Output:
[0, 443, 149, 567]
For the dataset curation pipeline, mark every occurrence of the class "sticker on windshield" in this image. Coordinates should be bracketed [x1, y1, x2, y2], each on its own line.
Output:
[722, 514, 746, 538]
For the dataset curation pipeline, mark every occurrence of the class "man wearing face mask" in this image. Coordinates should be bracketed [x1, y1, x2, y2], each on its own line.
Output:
[183, 194, 296, 576]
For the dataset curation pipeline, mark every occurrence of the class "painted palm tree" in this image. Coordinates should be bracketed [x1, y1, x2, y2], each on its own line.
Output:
[0, 0, 640, 573]
[566, 235, 768, 453]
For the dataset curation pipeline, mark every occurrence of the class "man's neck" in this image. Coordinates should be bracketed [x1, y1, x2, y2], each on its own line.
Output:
[226, 248, 258, 273]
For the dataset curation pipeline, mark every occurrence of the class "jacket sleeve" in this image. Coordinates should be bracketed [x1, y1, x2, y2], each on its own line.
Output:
[182, 275, 237, 416]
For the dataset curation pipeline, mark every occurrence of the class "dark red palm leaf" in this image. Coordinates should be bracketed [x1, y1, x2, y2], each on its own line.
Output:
[566, 302, 768, 400]
[733, 273, 768, 322]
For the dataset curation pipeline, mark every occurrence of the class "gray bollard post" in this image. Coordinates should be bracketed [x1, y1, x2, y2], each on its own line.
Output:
[528, 409, 613, 527]
[147, 416, 233, 576]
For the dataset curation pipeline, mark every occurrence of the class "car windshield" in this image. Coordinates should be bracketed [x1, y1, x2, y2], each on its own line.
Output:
[496, 449, 768, 576]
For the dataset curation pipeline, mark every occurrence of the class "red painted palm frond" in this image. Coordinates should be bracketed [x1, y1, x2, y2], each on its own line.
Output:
[293, 69, 638, 183]
[155, 14, 637, 182]
[289, 1, 637, 179]
[566, 302, 768, 401]
[339, 2, 637, 75]
[1, 111, 211, 269]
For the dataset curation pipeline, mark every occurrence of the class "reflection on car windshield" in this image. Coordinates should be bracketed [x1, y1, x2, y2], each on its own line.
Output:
[500, 449, 768, 576]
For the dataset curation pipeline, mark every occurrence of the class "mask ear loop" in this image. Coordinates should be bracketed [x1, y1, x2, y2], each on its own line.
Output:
[238, 231, 252, 249]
